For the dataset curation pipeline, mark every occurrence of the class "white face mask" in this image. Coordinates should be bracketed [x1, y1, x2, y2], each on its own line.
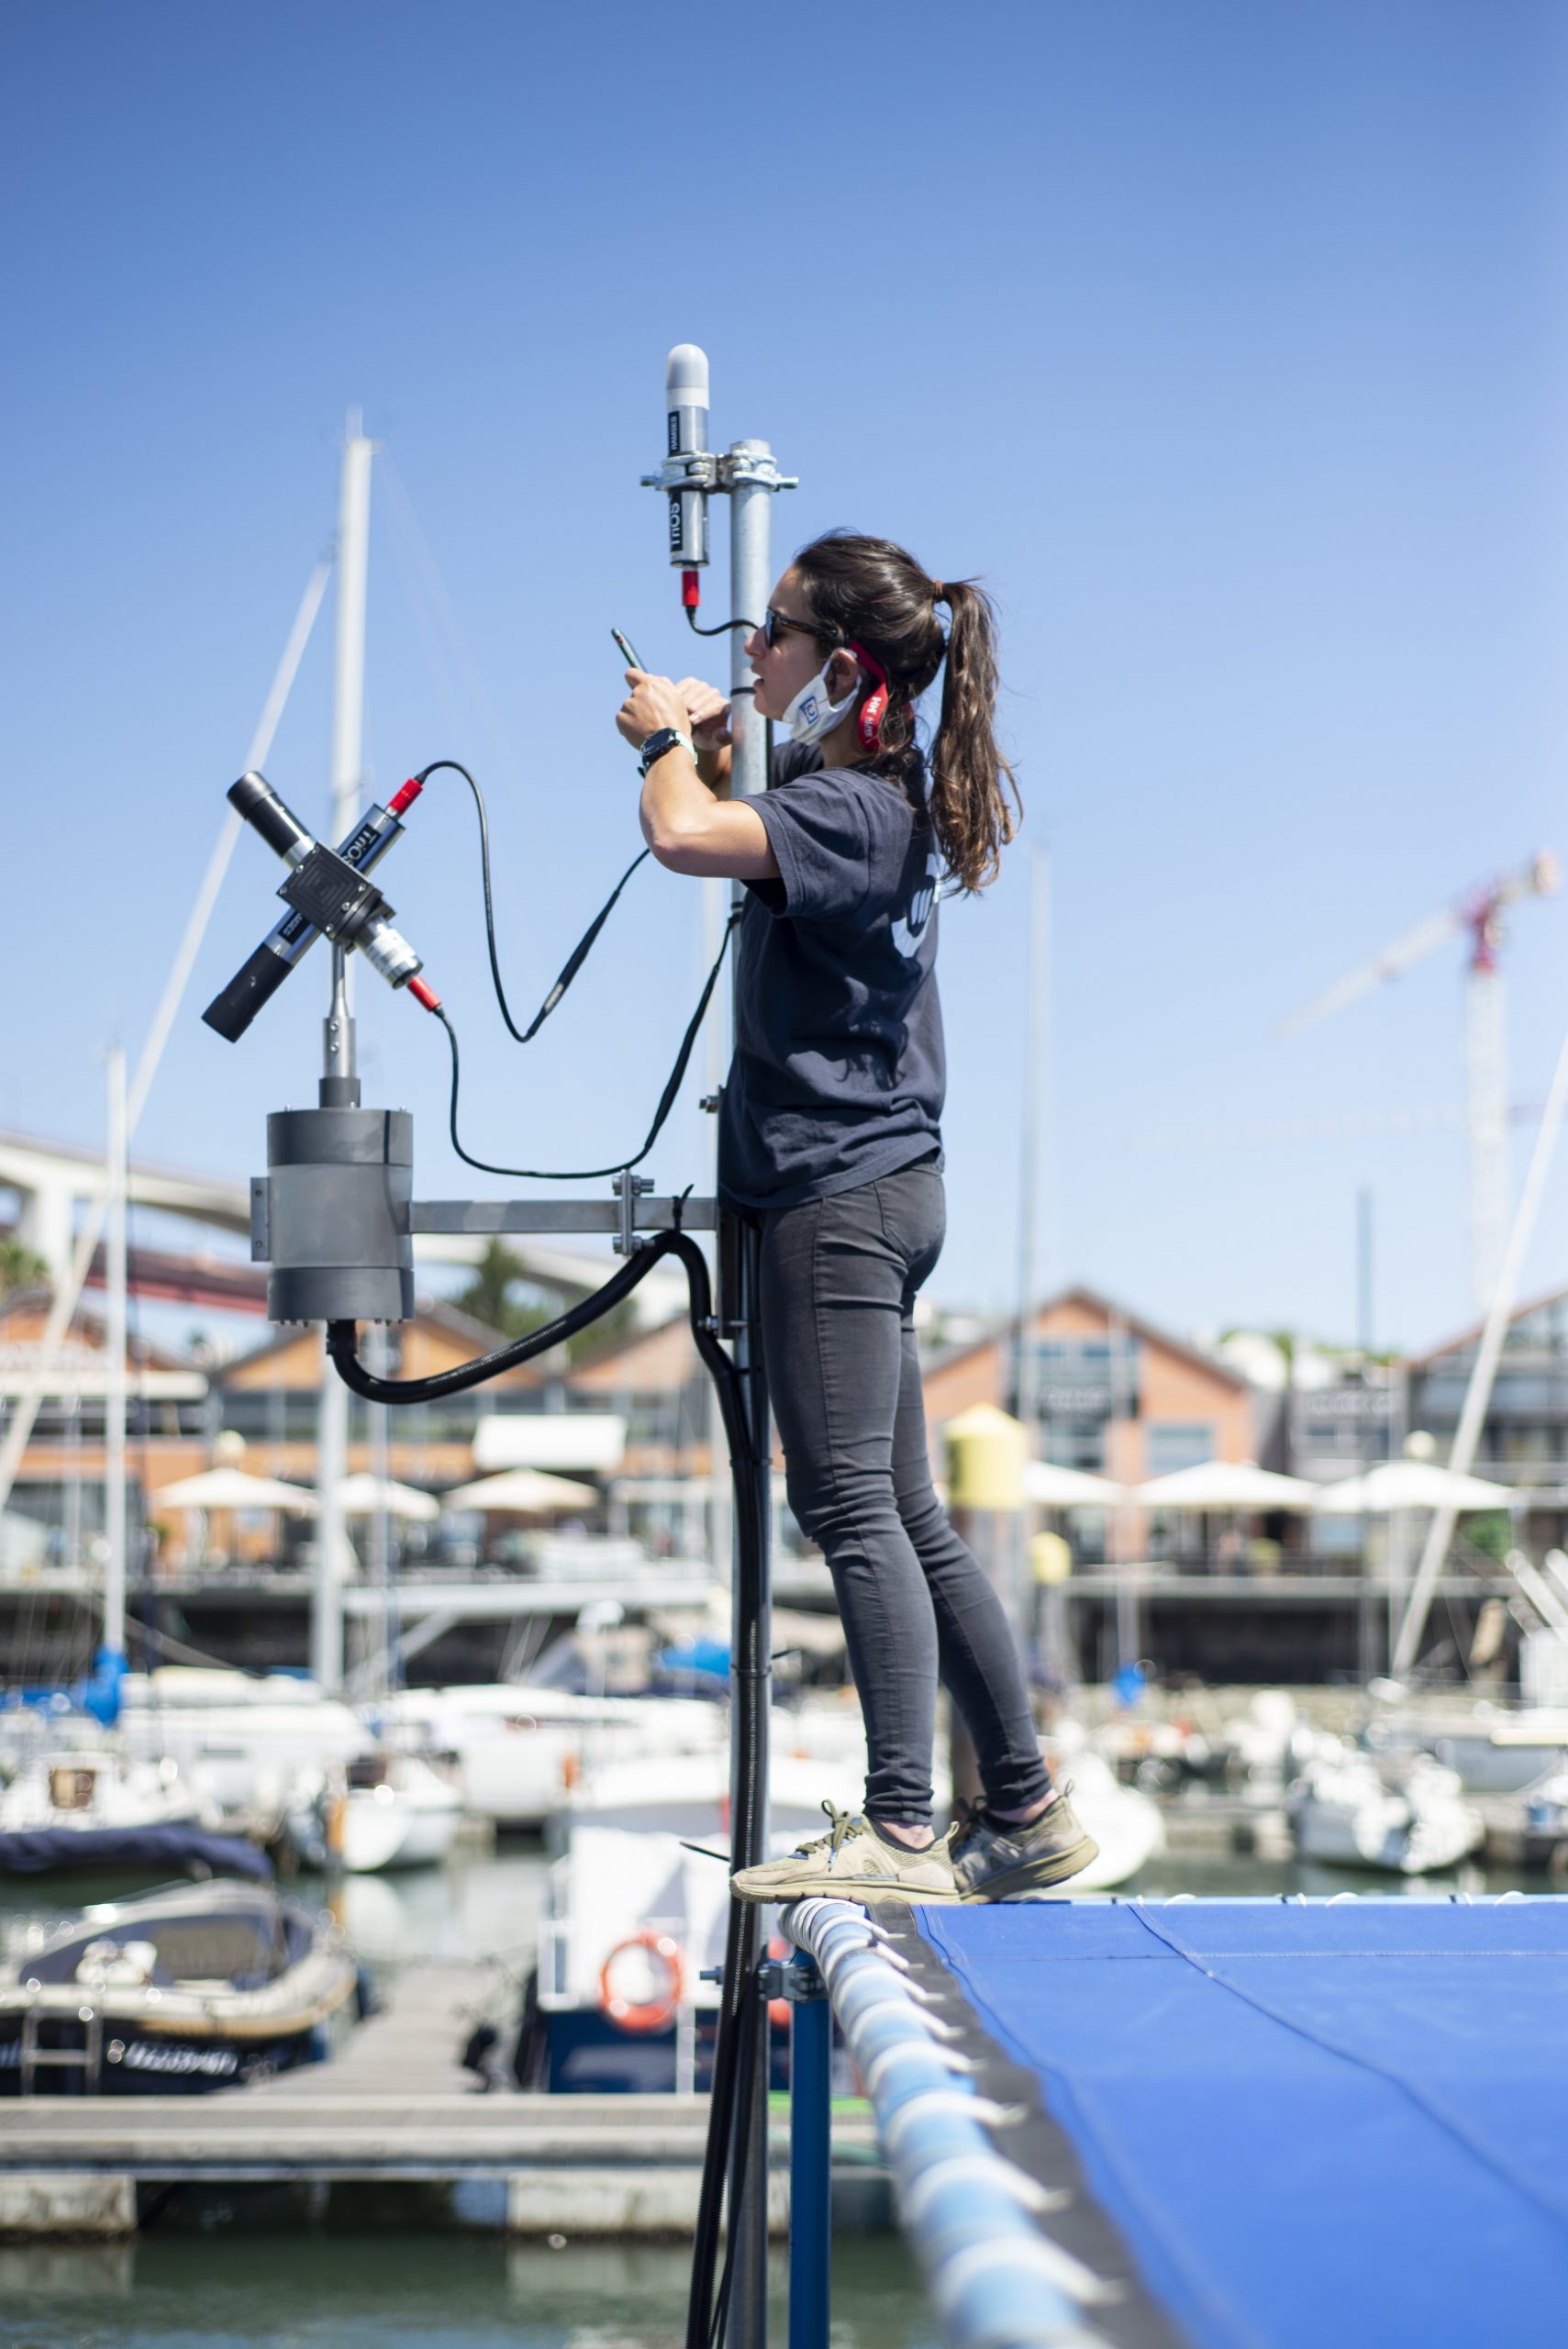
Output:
[782, 657, 859, 747]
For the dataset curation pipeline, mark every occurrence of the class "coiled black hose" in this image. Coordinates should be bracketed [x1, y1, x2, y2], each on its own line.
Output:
[326, 1222, 767, 2349]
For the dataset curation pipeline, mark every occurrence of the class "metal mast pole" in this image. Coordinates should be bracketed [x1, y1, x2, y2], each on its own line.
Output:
[1355, 1187, 1378, 1682]
[647, 353, 793, 2349]
[1013, 848, 1050, 1445]
[314, 412, 373, 1692]
[1013, 851, 1050, 1650]
[726, 432, 775, 2349]
[1393, 995, 1568, 1677]
[102, 1044, 128, 1670]
[704, 874, 733, 1586]
[1465, 952, 1508, 1316]
[368, 1322, 395, 1690]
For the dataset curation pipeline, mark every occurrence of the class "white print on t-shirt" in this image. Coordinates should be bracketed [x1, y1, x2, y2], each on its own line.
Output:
[890, 836, 943, 961]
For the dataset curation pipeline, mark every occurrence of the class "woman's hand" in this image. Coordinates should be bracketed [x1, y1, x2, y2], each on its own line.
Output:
[673, 676, 731, 749]
[616, 669, 691, 748]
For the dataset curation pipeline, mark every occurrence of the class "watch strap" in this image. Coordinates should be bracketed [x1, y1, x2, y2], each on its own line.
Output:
[638, 728, 695, 775]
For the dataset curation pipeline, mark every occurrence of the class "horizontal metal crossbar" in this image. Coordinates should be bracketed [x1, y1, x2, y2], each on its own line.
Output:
[409, 1197, 717, 1235]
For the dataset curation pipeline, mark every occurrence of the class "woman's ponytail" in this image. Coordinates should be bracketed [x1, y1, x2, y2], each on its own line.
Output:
[930, 579, 1019, 895]
[793, 532, 1021, 896]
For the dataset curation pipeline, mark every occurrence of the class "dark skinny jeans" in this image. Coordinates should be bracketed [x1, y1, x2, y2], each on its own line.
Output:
[757, 1156, 1051, 1827]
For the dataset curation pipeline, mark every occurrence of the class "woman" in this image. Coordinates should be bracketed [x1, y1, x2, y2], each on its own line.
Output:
[615, 531, 1096, 1904]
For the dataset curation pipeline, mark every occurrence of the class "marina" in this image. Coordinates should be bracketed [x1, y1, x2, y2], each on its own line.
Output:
[8, 9, 1568, 2345]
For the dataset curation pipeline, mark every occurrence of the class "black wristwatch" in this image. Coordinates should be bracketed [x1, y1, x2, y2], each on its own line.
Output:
[638, 726, 695, 775]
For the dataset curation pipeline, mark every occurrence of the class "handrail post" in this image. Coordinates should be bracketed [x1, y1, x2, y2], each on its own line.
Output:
[787, 1950, 831, 2349]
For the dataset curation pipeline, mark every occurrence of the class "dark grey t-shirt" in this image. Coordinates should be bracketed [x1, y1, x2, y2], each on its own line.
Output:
[717, 741, 946, 1210]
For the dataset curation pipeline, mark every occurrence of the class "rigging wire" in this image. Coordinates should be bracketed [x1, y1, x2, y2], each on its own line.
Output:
[380, 453, 521, 781]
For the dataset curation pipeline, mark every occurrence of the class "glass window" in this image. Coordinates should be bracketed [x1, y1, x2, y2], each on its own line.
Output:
[1146, 1423, 1215, 1475]
[1040, 1424, 1106, 1473]
[1020, 1337, 1140, 1422]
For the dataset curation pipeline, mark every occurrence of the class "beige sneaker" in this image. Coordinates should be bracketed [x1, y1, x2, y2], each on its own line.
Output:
[951, 1789, 1099, 1902]
[731, 1802, 961, 1905]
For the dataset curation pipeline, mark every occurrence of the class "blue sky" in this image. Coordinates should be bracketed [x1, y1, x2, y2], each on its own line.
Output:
[4, 0, 1567, 1356]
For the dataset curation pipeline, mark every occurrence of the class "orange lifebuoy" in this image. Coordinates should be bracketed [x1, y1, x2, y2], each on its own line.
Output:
[598, 1932, 686, 2032]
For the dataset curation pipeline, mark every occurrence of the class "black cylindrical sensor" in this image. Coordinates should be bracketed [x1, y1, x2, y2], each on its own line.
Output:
[228, 771, 313, 863]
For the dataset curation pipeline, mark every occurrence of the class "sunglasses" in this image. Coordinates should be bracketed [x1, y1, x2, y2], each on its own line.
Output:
[762, 607, 831, 651]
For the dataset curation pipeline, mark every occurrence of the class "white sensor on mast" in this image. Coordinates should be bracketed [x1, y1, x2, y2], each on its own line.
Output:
[664, 342, 713, 568]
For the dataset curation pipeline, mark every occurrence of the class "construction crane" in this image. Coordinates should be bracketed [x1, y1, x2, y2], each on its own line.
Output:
[1280, 850, 1560, 1312]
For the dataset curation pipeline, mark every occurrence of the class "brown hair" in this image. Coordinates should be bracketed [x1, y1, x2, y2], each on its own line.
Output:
[791, 530, 1020, 893]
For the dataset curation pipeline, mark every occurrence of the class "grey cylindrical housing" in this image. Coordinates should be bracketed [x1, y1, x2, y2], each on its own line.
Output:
[263, 1107, 414, 1324]
[668, 488, 707, 565]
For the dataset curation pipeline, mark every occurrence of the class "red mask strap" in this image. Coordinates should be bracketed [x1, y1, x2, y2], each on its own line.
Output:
[847, 640, 890, 750]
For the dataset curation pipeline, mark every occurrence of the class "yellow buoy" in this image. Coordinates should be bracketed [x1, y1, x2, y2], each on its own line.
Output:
[944, 1404, 1027, 1512]
[1030, 1530, 1073, 1585]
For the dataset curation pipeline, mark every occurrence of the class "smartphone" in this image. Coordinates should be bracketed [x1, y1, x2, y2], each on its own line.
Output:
[611, 626, 645, 672]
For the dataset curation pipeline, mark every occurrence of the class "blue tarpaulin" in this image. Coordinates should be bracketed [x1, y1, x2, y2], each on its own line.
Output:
[918, 1898, 1568, 2349]
[0, 1826, 272, 1880]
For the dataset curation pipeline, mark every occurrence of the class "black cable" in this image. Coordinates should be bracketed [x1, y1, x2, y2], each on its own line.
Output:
[428, 906, 739, 1183]
[329, 1230, 754, 1497]
[328, 1227, 735, 1418]
[325, 1231, 768, 2349]
[362, 754, 768, 2347]
[701, 1920, 762, 2349]
[415, 759, 649, 1043]
[685, 610, 757, 639]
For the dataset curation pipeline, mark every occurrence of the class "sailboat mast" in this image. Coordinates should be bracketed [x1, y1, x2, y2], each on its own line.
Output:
[1014, 847, 1050, 1442]
[103, 1043, 128, 1666]
[313, 412, 373, 1693]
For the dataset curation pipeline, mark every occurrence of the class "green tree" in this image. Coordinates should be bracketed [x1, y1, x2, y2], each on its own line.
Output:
[457, 1241, 551, 1340]
[1463, 1510, 1513, 1565]
[455, 1241, 640, 1363]
[0, 1238, 49, 1299]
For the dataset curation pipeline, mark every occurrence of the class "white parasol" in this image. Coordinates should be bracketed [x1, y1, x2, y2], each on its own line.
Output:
[153, 1466, 318, 1515]
[1022, 1461, 1127, 1508]
[1313, 1461, 1515, 1515]
[1135, 1459, 1318, 1511]
[441, 1467, 599, 1514]
[337, 1471, 439, 1522]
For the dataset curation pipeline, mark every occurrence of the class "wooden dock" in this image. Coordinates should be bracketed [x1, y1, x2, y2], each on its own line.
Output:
[0, 1961, 881, 2239]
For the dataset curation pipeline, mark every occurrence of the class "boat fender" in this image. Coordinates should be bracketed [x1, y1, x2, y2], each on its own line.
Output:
[598, 1932, 685, 2032]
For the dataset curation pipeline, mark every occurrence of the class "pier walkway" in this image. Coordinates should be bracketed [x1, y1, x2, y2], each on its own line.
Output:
[0, 1958, 876, 2239]
[787, 1894, 1568, 2349]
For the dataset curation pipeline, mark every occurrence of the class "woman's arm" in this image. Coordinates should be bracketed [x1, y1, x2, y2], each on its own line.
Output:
[617, 671, 779, 881]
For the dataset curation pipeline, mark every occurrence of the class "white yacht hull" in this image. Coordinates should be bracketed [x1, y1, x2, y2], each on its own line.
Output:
[1290, 1754, 1484, 1875]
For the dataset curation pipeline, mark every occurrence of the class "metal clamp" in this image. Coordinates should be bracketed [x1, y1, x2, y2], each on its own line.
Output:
[639, 452, 722, 495]
[719, 442, 799, 493]
[759, 1955, 826, 2005]
[612, 1169, 655, 1256]
[639, 449, 797, 497]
